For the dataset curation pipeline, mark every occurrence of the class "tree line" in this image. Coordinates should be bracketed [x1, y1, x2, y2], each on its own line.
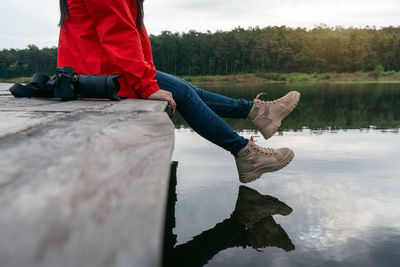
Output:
[0, 45, 57, 79]
[1, 26, 400, 79]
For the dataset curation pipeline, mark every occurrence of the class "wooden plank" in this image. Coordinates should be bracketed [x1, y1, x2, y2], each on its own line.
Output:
[0, 83, 12, 96]
[0, 111, 67, 137]
[0, 97, 60, 108]
[0, 97, 174, 267]
[0, 97, 167, 136]
[0, 97, 166, 113]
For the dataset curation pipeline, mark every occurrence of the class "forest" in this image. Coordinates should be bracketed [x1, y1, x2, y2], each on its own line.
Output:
[0, 25, 400, 79]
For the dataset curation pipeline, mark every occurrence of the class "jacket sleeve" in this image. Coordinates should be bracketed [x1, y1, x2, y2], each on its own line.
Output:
[82, 0, 159, 98]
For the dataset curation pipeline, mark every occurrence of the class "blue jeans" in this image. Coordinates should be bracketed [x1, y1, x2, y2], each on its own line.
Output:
[155, 71, 253, 155]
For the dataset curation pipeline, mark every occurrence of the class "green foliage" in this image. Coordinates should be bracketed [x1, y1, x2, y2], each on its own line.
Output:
[368, 65, 385, 79]
[150, 26, 400, 76]
[255, 72, 286, 81]
[0, 45, 57, 79]
[1, 26, 400, 79]
[321, 73, 331, 80]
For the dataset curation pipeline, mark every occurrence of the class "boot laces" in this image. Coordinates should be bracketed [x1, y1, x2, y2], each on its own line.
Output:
[249, 136, 277, 156]
[254, 93, 282, 106]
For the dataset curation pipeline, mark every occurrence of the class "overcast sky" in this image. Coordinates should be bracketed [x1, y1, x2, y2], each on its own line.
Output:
[0, 0, 399, 50]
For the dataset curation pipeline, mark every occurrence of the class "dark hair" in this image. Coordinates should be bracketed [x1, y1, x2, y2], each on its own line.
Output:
[136, 0, 144, 30]
[59, 0, 68, 27]
[59, 0, 145, 29]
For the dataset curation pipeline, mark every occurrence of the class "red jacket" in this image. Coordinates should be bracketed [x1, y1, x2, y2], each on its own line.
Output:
[57, 0, 160, 99]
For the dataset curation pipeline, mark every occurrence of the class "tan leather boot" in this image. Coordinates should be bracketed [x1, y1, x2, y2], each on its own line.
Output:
[247, 91, 300, 139]
[235, 137, 294, 183]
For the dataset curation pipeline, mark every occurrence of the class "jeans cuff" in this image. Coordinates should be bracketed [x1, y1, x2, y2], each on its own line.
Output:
[231, 137, 249, 155]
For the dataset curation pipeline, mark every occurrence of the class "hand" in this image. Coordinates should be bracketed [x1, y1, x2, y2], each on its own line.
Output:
[147, 89, 176, 118]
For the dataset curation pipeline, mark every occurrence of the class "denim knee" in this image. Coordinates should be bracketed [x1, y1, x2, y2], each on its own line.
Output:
[156, 72, 196, 106]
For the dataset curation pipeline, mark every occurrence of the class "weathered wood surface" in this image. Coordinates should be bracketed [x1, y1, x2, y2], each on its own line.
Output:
[0, 84, 174, 267]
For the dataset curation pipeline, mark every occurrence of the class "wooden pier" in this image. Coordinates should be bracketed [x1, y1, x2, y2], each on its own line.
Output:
[0, 84, 175, 267]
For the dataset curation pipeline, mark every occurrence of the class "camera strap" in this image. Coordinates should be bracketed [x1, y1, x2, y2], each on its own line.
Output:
[9, 73, 54, 98]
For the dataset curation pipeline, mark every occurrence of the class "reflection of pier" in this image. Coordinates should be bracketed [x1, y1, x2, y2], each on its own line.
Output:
[0, 89, 174, 267]
[163, 162, 294, 267]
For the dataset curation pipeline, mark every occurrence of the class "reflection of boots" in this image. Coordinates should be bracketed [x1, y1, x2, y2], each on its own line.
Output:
[247, 91, 300, 139]
[170, 217, 245, 267]
[246, 216, 295, 251]
[232, 186, 292, 228]
[235, 137, 294, 183]
[164, 185, 295, 267]
[231, 186, 295, 251]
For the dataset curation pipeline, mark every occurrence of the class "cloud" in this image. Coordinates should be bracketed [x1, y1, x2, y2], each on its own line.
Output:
[145, 0, 400, 36]
[0, 0, 59, 49]
[0, 0, 399, 49]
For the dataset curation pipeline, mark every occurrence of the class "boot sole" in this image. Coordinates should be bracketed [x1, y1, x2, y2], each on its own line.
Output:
[239, 150, 295, 183]
[260, 92, 301, 140]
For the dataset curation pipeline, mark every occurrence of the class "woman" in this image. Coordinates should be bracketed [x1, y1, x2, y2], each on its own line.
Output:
[57, 0, 300, 183]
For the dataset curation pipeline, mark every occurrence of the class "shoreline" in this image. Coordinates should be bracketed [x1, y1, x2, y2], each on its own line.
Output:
[181, 71, 400, 84]
[2, 71, 400, 85]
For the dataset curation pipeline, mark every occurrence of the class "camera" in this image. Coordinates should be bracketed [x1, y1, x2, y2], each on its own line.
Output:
[9, 67, 121, 101]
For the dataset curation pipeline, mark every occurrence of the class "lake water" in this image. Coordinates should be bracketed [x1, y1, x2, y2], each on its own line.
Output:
[164, 83, 400, 267]
[2, 82, 400, 266]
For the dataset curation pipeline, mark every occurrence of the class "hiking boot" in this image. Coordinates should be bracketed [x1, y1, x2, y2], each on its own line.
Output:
[247, 91, 300, 139]
[235, 137, 294, 183]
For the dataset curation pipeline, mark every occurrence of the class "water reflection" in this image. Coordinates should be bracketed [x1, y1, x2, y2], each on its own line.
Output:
[173, 83, 400, 131]
[163, 162, 294, 267]
[231, 186, 294, 252]
[167, 83, 400, 266]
